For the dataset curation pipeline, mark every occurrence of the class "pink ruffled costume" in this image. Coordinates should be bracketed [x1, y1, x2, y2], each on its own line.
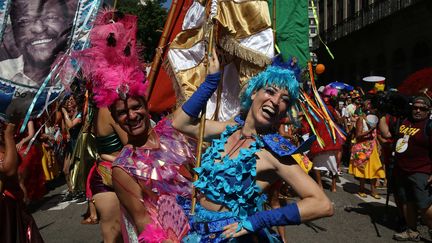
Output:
[112, 119, 195, 243]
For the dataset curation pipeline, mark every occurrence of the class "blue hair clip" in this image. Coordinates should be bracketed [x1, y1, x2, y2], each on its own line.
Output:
[271, 55, 301, 82]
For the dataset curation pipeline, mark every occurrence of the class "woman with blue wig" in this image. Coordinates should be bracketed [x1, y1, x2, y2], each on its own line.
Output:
[173, 51, 333, 242]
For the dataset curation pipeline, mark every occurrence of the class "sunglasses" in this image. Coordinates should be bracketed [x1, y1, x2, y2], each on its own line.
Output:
[412, 106, 429, 112]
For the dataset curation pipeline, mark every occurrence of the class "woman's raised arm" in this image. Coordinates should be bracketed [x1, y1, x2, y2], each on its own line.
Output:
[172, 49, 233, 140]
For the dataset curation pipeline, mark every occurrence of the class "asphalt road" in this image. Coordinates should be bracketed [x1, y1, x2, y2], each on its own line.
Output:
[30, 169, 432, 243]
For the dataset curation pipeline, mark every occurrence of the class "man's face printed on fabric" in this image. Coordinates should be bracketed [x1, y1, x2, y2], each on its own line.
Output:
[10, 0, 74, 66]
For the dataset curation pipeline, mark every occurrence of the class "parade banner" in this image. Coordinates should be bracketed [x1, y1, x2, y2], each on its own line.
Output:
[268, 0, 309, 67]
[166, 0, 274, 121]
[147, 0, 191, 114]
[0, 0, 101, 122]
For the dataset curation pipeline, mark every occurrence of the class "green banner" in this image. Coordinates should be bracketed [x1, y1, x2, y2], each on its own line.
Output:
[268, 0, 309, 67]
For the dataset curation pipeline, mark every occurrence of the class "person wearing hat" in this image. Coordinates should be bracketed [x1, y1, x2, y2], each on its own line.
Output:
[349, 98, 386, 199]
[392, 95, 432, 241]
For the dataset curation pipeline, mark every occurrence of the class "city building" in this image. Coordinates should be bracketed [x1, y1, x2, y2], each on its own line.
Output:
[313, 0, 432, 89]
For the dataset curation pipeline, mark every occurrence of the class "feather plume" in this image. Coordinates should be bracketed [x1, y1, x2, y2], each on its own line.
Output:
[72, 9, 147, 108]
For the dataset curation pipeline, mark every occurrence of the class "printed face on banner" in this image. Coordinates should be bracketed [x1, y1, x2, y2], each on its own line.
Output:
[0, 0, 78, 119]
[12, 1, 71, 75]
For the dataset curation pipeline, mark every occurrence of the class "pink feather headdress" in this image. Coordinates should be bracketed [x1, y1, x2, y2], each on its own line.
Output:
[73, 9, 148, 108]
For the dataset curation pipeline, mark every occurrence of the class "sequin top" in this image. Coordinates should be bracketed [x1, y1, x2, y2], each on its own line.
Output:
[113, 119, 195, 197]
[194, 123, 267, 222]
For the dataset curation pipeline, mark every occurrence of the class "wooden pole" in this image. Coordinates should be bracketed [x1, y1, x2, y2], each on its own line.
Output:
[189, 106, 206, 215]
[190, 16, 216, 215]
[272, 0, 276, 45]
[213, 71, 223, 121]
[146, 0, 180, 99]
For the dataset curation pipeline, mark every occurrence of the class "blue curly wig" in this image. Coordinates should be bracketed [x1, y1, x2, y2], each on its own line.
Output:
[239, 65, 300, 116]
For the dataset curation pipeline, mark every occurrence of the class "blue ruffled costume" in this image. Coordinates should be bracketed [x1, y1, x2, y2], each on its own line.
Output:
[181, 119, 281, 243]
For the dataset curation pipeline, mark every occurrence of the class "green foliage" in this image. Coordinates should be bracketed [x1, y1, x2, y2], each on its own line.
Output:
[117, 0, 168, 61]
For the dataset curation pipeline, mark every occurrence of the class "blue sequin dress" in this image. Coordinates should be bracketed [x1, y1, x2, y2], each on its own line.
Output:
[182, 122, 281, 243]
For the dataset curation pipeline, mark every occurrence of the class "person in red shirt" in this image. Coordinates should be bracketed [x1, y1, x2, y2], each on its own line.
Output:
[309, 92, 344, 192]
[393, 95, 432, 241]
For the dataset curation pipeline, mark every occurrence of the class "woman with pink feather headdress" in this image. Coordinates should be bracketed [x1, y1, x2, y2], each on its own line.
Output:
[72, 9, 195, 243]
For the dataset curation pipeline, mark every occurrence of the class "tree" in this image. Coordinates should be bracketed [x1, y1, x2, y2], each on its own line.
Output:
[117, 0, 168, 61]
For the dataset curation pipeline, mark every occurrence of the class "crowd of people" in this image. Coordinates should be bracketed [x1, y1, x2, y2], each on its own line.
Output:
[1, 9, 431, 243]
[0, 92, 84, 205]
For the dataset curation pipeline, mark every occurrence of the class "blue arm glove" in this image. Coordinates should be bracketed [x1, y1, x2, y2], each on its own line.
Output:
[182, 72, 221, 118]
[242, 203, 301, 232]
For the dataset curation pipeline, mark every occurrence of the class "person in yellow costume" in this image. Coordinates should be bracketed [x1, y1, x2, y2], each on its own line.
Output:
[349, 98, 385, 199]
[40, 123, 59, 181]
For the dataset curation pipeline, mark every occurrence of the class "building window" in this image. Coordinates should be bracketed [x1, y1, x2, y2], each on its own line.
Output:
[337, 0, 343, 23]
[310, 27, 316, 34]
[361, 58, 370, 77]
[412, 41, 431, 71]
[327, 1, 334, 27]
[361, 0, 369, 11]
[375, 53, 386, 76]
[392, 48, 408, 85]
[348, 0, 355, 17]
[319, 0, 324, 31]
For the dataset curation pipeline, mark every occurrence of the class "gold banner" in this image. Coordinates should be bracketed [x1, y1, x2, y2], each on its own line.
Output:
[170, 28, 205, 49]
[216, 0, 271, 39]
[174, 61, 207, 101]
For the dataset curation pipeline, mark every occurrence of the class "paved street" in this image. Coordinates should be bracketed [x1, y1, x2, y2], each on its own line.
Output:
[30, 180, 102, 243]
[31, 169, 431, 243]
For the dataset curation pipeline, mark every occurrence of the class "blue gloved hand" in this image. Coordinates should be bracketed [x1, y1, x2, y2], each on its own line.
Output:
[242, 203, 301, 232]
[182, 72, 221, 118]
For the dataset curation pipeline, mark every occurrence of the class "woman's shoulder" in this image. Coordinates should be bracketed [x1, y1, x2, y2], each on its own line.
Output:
[256, 146, 296, 171]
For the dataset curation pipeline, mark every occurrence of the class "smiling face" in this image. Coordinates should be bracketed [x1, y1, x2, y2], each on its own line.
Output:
[11, 0, 73, 66]
[65, 96, 76, 112]
[249, 86, 290, 129]
[112, 97, 150, 137]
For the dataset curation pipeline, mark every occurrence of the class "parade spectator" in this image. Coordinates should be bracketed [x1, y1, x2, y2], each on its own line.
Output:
[392, 95, 432, 241]
[0, 122, 44, 242]
[309, 86, 344, 192]
[81, 107, 127, 241]
[345, 95, 358, 133]
[69, 12, 129, 241]
[349, 98, 385, 199]
[60, 94, 83, 202]
[15, 120, 46, 203]
[40, 115, 60, 182]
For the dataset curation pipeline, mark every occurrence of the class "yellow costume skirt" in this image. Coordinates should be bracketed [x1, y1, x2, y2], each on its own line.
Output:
[41, 146, 58, 181]
[349, 145, 385, 179]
